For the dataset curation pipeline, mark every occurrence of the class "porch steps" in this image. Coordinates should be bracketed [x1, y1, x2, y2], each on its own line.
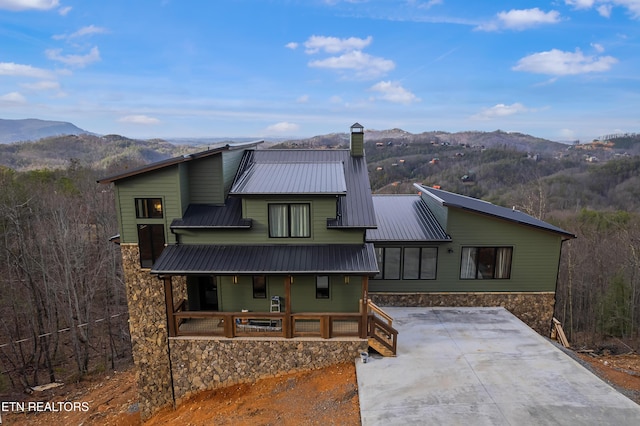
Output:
[368, 337, 396, 357]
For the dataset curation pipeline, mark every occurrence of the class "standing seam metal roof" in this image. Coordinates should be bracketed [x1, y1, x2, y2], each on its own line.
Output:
[414, 184, 576, 238]
[150, 243, 379, 275]
[230, 162, 347, 194]
[366, 195, 451, 242]
[232, 149, 377, 228]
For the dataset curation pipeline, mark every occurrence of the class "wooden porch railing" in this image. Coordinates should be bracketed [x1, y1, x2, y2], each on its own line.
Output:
[169, 299, 398, 356]
[170, 299, 364, 339]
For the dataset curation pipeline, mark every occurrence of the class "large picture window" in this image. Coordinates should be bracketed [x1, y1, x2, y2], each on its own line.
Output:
[135, 198, 163, 218]
[268, 203, 310, 238]
[375, 247, 438, 280]
[137, 224, 165, 268]
[460, 247, 512, 279]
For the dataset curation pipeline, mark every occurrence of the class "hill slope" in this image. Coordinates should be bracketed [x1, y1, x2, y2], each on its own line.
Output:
[0, 118, 90, 143]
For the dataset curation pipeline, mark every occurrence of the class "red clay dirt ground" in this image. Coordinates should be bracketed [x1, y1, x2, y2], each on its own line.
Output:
[2, 353, 639, 425]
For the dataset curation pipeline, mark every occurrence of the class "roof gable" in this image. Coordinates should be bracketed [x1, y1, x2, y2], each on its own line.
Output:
[415, 184, 575, 239]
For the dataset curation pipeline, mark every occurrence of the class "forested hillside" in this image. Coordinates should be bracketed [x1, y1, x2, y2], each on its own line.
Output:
[1, 129, 639, 393]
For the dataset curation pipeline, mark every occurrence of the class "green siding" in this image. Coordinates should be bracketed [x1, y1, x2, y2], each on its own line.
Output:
[222, 149, 246, 196]
[370, 208, 562, 293]
[177, 197, 363, 244]
[187, 155, 224, 205]
[217, 275, 358, 313]
[178, 163, 189, 214]
[420, 191, 448, 229]
[115, 167, 181, 243]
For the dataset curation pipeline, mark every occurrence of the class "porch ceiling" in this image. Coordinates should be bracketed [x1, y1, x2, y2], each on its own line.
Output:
[150, 243, 379, 275]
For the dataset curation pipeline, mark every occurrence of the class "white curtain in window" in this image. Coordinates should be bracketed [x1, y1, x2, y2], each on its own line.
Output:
[269, 204, 288, 237]
[495, 248, 512, 278]
[290, 204, 310, 237]
[460, 247, 476, 279]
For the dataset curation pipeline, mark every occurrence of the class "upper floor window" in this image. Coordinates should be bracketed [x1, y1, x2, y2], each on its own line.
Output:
[268, 203, 310, 238]
[136, 198, 163, 218]
[460, 247, 512, 279]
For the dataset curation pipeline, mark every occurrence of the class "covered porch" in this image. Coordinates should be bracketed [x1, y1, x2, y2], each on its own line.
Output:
[151, 243, 397, 354]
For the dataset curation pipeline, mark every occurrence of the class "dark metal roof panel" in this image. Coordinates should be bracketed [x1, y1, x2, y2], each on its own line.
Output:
[151, 243, 379, 275]
[230, 162, 347, 195]
[415, 184, 576, 238]
[366, 195, 451, 242]
[233, 150, 376, 228]
[171, 198, 251, 228]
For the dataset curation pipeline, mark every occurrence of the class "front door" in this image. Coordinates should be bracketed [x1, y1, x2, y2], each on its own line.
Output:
[187, 276, 218, 311]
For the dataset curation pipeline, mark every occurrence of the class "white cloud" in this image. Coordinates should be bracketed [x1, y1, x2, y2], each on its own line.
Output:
[304, 35, 372, 54]
[472, 103, 530, 120]
[58, 5, 70, 15]
[53, 25, 107, 41]
[20, 80, 60, 91]
[591, 42, 605, 52]
[0, 0, 59, 11]
[329, 95, 343, 104]
[45, 46, 101, 67]
[0, 91, 27, 103]
[565, 1, 640, 19]
[118, 115, 160, 125]
[477, 8, 561, 31]
[565, 0, 595, 9]
[411, 0, 443, 10]
[597, 4, 613, 16]
[265, 121, 299, 133]
[296, 95, 309, 103]
[285, 42, 298, 50]
[0, 62, 54, 79]
[369, 81, 420, 104]
[513, 48, 617, 75]
[309, 50, 395, 79]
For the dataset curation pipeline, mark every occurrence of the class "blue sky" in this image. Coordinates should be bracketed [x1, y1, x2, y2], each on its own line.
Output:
[0, 0, 639, 142]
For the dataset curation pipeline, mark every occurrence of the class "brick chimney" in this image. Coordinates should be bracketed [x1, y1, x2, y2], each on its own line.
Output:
[350, 122, 364, 157]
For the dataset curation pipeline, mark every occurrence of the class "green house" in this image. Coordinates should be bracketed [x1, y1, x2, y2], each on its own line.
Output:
[98, 123, 573, 418]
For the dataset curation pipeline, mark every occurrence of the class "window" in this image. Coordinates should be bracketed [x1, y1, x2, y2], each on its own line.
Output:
[376, 247, 438, 280]
[135, 198, 163, 218]
[268, 203, 310, 238]
[253, 276, 267, 299]
[460, 247, 512, 279]
[137, 224, 165, 268]
[316, 276, 330, 299]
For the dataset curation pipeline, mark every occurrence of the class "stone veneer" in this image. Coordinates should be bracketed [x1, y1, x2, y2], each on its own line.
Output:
[370, 292, 555, 335]
[121, 244, 368, 420]
[169, 338, 368, 404]
[121, 244, 174, 420]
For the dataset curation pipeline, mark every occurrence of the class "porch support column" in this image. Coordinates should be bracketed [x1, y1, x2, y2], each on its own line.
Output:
[284, 275, 293, 338]
[163, 276, 176, 337]
[360, 276, 369, 339]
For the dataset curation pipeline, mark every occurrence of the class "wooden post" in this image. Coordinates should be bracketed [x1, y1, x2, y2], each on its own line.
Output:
[284, 275, 292, 338]
[361, 276, 369, 339]
[163, 276, 176, 337]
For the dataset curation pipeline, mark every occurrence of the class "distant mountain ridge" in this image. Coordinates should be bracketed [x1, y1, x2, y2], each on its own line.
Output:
[0, 118, 89, 143]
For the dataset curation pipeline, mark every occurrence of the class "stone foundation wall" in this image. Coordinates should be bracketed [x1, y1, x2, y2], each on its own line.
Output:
[370, 292, 555, 335]
[169, 338, 368, 403]
[121, 244, 173, 420]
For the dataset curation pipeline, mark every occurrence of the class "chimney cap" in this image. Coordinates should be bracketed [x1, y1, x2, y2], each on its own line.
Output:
[350, 122, 364, 132]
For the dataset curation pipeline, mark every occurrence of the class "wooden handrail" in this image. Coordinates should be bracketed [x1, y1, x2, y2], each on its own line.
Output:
[367, 299, 394, 326]
[368, 314, 398, 356]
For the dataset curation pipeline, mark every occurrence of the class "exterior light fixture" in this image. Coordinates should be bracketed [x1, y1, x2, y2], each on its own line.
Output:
[233, 275, 238, 284]
[344, 275, 350, 285]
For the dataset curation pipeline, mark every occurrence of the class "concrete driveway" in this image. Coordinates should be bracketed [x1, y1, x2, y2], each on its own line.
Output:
[356, 307, 640, 425]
